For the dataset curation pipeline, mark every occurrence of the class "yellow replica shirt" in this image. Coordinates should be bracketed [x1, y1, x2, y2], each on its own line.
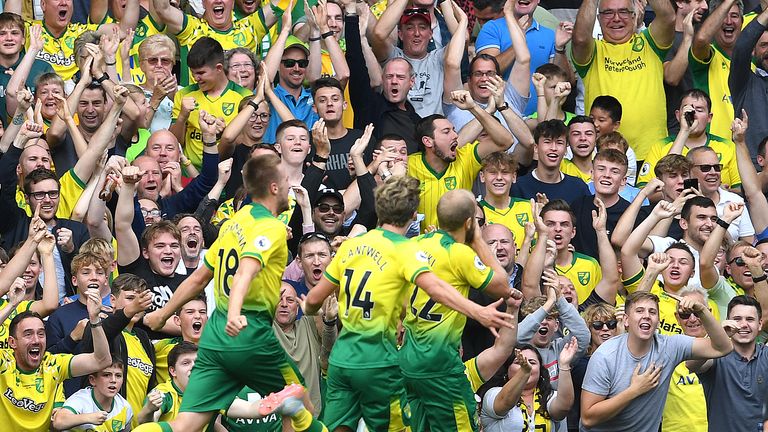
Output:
[175, 14, 268, 86]
[0, 300, 33, 349]
[401, 231, 494, 378]
[689, 44, 734, 139]
[560, 159, 592, 183]
[479, 197, 533, 252]
[123, 330, 154, 428]
[204, 202, 288, 314]
[16, 168, 86, 218]
[320, 48, 354, 129]
[151, 380, 184, 422]
[324, 228, 430, 369]
[61, 387, 133, 432]
[575, 28, 670, 160]
[0, 350, 73, 432]
[622, 269, 720, 335]
[464, 357, 485, 393]
[637, 134, 741, 188]
[153, 337, 181, 386]
[662, 362, 708, 432]
[27, 21, 99, 81]
[556, 252, 602, 306]
[408, 142, 483, 231]
[172, 81, 252, 169]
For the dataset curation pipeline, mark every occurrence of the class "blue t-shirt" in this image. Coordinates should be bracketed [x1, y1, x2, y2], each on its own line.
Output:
[476, 18, 556, 116]
[510, 171, 589, 204]
[263, 84, 320, 144]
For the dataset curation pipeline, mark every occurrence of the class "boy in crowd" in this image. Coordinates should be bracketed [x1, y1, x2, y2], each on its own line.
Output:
[139, 342, 198, 424]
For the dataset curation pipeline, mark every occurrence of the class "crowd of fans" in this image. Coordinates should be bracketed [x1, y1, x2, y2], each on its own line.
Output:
[0, 0, 767, 429]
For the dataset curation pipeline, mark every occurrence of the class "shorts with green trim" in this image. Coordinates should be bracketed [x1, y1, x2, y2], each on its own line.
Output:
[404, 372, 478, 432]
[322, 364, 408, 431]
[180, 313, 304, 414]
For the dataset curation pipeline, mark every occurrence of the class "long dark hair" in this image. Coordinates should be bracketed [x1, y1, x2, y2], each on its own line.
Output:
[478, 343, 553, 420]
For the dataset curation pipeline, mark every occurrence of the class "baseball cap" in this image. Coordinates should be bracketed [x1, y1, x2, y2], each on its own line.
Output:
[399, 8, 431, 26]
[284, 35, 310, 56]
[313, 189, 344, 207]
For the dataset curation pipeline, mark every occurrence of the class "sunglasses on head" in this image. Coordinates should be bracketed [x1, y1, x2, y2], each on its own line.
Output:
[281, 59, 309, 68]
[695, 163, 723, 173]
[591, 320, 618, 330]
[298, 232, 331, 245]
[317, 203, 344, 214]
[403, 7, 429, 15]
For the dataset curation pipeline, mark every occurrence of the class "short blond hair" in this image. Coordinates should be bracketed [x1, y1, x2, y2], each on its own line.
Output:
[138, 34, 177, 61]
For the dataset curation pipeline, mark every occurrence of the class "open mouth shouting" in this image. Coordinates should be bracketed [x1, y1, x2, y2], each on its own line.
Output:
[191, 320, 203, 334]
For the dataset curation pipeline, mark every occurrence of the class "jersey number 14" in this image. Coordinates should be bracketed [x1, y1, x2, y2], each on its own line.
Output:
[343, 269, 375, 320]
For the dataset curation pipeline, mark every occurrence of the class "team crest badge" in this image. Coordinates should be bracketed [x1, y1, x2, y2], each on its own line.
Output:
[516, 213, 529, 226]
[578, 272, 590, 285]
[112, 420, 124, 430]
[233, 33, 246, 46]
[135, 23, 147, 38]
[222, 103, 235, 116]
[65, 37, 75, 49]
[631, 36, 644, 52]
[35, 377, 43, 393]
[444, 176, 457, 190]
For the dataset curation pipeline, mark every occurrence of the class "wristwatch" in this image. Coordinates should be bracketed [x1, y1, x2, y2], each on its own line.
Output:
[497, 103, 509, 112]
[94, 73, 109, 84]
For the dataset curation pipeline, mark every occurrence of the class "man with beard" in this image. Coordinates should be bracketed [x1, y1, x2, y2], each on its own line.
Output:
[408, 91, 514, 231]
[174, 215, 206, 275]
[153, 296, 208, 385]
[138, 153, 329, 432]
[310, 190, 347, 242]
[686, 294, 768, 430]
[690, 0, 743, 139]
[0, 288, 111, 432]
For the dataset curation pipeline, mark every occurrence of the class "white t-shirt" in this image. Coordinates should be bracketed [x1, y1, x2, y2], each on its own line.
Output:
[61, 387, 133, 431]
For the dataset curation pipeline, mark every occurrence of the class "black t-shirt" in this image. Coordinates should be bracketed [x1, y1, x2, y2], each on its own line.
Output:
[118, 256, 186, 338]
[224, 143, 255, 199]
[319, 129, 374, 190]
[571, 195, 649, 259]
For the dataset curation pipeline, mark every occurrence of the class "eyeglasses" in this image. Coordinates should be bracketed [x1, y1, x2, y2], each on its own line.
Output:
[281, 59, 309, 69]
[144, 57, 173, 67]
[729, 256, 747, 267]
[695, 163, 723, 173]
[590, 320, 618, 330]
[250, 112, 270, 122]
[316, 203, 344, 214]
[298, 232, 331, 245]
[141, 208, 161, 217]
[230, 62, 254, 71]
[598, 8, 634, 18]
[677, 308, 711, 320]
[476, 216, 486, 227]
[471, 70, 497, 78]
[27, 190, 60, 200]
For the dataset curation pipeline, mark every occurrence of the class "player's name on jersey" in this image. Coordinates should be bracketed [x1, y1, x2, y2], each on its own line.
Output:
[340, 245, 390, 271]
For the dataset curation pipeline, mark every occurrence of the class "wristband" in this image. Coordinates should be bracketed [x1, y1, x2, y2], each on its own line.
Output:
[559, 367, 571, 371]
[323, 317, 338, 326]
[90, 319, 103, 328]
[105, 59, 117, 66]
[497, 103, 509, 112]
[309, 35, 322, 41]
[380, 169, 392, 180]
[554, 46, 565, 54]
[321, 31, 335, 39]
[247, 99, 260, 110]
[752, 274, 768, 283]
[313, 154, 329, 163]
[94, 73, 109, 84]
[202, 140, 217, 147]
[715, 218, 730, 230]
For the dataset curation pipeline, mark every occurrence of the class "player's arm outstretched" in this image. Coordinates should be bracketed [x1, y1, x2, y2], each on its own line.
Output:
[144, 265, 214, 331]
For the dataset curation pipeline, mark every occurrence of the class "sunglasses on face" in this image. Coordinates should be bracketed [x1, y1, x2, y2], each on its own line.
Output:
[695, 163, 723, 173]
[677, 308, 711, 320]
[317, 203, 344, 214]
[591, 320, 618, 330]
[281, 59, 309, 68]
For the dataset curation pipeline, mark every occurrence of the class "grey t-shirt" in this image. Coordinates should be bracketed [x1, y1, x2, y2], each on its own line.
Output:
[580, 333, 694, 432]
[390, 46, 447, 117]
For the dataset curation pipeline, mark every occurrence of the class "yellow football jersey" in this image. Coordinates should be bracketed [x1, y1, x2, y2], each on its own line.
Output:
[204, 202, 288, 314]
[0, 350, 73, 432]
[637, 134, 741, 188]
[320, 48, 354, 129]
[463, 357, 485, 393]
[175, 14, 268, 86]
[556, 252, 602, 306]
[689, 44, 734, 140]
[26, 21, 99, 81]
[662, 362, 708, 432]
[401, 231, 494, 378]
[16, 169, 86, 218]
[123, 330, 154, 428]
[153, 337, 180, 386]
[479, 197, 534, 252]
[152, 380, 184, 422]
[575, 29, 670, 160]
[0, 300, 33, 349]
[324, 228, 430, 368]
[172, 81, 252, 169]
[560, 158, 592, 183]
[408, 142, 483, 232]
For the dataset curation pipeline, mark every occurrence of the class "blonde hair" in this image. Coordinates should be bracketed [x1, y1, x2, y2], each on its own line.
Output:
[138, 34, 177, 61]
